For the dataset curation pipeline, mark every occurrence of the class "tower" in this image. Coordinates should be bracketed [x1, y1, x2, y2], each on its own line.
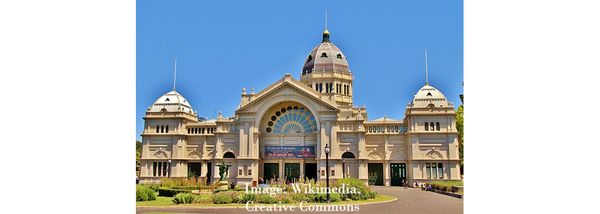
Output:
[300, 28, 354, 108]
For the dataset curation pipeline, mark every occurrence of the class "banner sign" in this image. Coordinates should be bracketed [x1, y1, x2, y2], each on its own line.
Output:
[264, 146, 315, 159]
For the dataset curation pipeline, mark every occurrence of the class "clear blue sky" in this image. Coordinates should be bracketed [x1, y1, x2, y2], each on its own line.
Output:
[137, 0, 463, 140]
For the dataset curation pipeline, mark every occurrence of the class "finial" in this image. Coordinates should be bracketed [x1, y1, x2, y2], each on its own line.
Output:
[322, 10, 330, 43]
[250, 87, 255, 94]
[173, 57, 177, 91]
[425, 49, 429, 85]
[242, 88, 246, 95]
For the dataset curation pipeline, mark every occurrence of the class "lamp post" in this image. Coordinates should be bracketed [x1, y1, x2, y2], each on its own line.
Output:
[168, 159, 172, 178]
[342, 159, 346, 178]
[325, 144, 331, 203]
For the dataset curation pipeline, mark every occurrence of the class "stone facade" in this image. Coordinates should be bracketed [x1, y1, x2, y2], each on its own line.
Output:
[139, 29, 461, 186]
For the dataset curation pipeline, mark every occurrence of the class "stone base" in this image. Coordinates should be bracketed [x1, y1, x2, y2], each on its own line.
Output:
[216, 181, 229, 191]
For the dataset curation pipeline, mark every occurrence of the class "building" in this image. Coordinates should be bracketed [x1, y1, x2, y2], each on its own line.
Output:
[139, 28, 461, 186]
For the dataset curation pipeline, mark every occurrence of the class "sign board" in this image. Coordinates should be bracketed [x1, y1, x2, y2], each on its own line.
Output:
[263, 146, 315, 159]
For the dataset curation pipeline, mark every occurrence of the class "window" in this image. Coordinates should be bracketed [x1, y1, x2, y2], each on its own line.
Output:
[248, 169, 252, 176]
[153, 162, 157, 177]
[223, 152, 236, 159]
[239, 169, 243, 176]
[161, 126, 164, 133]
[156, 126, 159, 133]
[426, 163, 444, 179]
[430, 122, 435, 131]
[331, 170, 335, 176]
[321, 52, 328, 58]
[436, 122, 440, 131]
[165, 125, 169, 133]
[165, 98, 170, 101]
[306, 55, 313, 63]
[425, 123, 429, 131]
[337, 54, 342, 59]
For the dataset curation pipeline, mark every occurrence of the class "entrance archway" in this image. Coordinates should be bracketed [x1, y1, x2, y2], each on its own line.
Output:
[258, 101, 318, 183]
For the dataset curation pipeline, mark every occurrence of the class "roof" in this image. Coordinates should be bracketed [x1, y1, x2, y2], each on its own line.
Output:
[411, 84, 451, 108]
[147, 90, 195, 114]
[301, 29, 350, 75]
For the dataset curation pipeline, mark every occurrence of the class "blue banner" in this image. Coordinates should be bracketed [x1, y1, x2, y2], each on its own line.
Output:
[264, 146, 315, 159]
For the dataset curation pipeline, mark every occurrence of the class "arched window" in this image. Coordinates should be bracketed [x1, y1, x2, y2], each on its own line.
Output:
[342, 152, 356, 159]
[156, 126, 159, 133]
[321, 52, 328, 58]
[337, 54, 342, 59]
[306, 55, 313, 63]
[161, 126, 164, 133]
[165, 125, 169, 133]
[436, 122, 440, 131]
[223, 152, 235, 159]
[430, 122, 435, 131]
[425, 122, 429, 131]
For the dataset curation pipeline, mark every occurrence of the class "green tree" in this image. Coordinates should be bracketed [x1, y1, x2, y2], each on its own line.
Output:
[136, 140, 142, 172]
[456, 98, 464, 174]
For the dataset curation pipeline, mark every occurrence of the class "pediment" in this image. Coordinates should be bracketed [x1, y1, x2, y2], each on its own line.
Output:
[236, 74, 339, 113]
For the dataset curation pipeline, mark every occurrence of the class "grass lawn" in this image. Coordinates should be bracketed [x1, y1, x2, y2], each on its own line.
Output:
[136, 196, 174, 206]
[136, 194, 395, 207]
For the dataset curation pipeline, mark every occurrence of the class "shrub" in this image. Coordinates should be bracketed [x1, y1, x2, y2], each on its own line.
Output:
[158, 188, 191, 197]
[290, 193, 310, 203]
[275, 194, 294, 203]
[172, 193, 198, 204]
[136, 185, 157, 201]
[141, 183, 161, 192]
[256, 194, 276, 204]
[222, 191, 241, 203]
[196, 193, 213, 203]
[212, 192, 233, 204]
[238, 193, 257, 203]
[336, 177, 375, 200]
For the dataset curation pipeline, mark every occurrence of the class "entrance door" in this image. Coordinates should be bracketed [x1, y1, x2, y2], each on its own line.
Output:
[304, 163, 317, 181]
[263, 163, 279, 182]
[284, 163, 300, 183]
[206, 162, 212, 184]
[187, 163, 201, 177]
[368, 163, 384, 186]
[390, 163, 406, 186]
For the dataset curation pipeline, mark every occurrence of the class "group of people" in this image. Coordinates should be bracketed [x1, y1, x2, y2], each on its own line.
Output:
[414, 181, 433, 191]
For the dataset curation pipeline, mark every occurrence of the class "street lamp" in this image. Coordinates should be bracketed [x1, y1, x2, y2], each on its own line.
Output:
[168, 159, 172, 178]
[324, 144, 331, 203]
[342, 159, 346, 178]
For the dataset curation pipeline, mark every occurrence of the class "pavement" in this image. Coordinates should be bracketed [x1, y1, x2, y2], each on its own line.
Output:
[137, 186, 463, 214]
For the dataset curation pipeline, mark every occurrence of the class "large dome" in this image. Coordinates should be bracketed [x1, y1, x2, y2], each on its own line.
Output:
[411, 84, 451, 108]
[147, 90, 195, 114]
[301, 29, 350, 75]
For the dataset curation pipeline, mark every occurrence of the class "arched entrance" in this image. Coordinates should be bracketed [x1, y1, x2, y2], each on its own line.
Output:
[258, 101, 318, 183]
[342, 152, 357, 178]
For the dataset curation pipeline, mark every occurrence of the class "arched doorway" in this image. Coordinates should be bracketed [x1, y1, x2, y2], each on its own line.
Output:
[342, 152, 357, 178]
[259, 102, 318, 183]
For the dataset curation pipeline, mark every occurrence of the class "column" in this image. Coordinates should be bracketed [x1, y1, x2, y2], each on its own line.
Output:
[300, 159, 305, 180]
[384, 161, 390, 186]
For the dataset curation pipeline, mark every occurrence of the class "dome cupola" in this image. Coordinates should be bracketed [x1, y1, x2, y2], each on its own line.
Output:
[301, 29, 350, 75]
[147, 90, 195, 114]
[411, 84, 452, 108]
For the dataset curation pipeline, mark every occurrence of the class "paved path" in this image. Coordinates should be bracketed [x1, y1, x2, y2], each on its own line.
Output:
[137, 187, 463, 214]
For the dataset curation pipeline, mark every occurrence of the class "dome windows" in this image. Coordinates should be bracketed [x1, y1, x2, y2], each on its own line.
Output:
[337, 54, 342, 59]
[306, 55, 313, 63]
[320, 52, 328, 58]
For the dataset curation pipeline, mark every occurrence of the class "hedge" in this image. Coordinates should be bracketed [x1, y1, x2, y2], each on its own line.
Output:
[158, 187, 192, 197]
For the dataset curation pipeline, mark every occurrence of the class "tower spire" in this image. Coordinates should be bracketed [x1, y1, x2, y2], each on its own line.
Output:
[325, 10, 328, 29]
[425, 49, 429, 85]
[322, 10, 330, 43]
[173, 57, 177, 91]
